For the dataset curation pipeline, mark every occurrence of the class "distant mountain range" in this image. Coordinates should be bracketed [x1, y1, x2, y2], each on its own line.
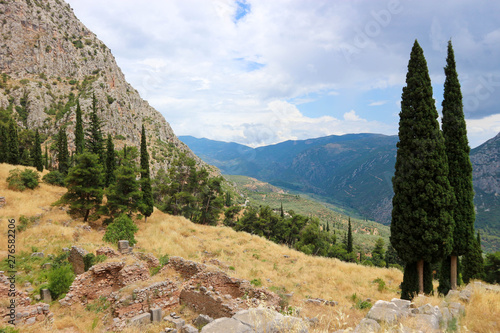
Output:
[180, 133, 500, 252]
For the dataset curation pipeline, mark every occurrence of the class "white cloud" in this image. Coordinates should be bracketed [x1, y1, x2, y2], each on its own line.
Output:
[466, 115, 500, 148]
[369, 100, 388, 106]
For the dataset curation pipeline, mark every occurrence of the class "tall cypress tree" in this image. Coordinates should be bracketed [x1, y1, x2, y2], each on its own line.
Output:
[75, 100, 85, 154]
[7, 120, 19, 165]
[104, 134, 116, 187]
[347, 217, 353, 254]
[86, 94, 104, 162]
[391, 40, 455, 295]
[440, 40, 475, 291]
[57, 128, 69, 175]
[0, 125, 6, 163]
[139, 125, 154, 222]
[462, 231, 484, 284]
[33, 129, 43, 172]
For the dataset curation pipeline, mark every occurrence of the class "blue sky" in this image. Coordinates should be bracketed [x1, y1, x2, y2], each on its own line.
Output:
[66, 0, 500, 148]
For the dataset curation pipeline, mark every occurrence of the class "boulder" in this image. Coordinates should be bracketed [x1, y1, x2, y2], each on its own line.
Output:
[353, 318, 381, 333]
[68, 246, 88, 275]
[201, 317, 253, 333]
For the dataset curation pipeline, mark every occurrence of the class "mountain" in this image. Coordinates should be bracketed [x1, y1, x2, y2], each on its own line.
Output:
[0, 0, 207, 173]
[181, 134, 399, 222]
[180, 133, 500, 252]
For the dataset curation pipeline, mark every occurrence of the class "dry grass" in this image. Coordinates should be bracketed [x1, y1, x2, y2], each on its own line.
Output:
[1, 163, 498, 332]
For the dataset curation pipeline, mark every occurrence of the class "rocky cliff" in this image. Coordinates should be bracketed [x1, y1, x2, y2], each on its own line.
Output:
[0, 0, 208, 173]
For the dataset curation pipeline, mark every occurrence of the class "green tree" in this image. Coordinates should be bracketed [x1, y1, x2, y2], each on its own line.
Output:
[33, 129, 43, 172]
[105, 161, 142, 221]
[103, 214, 139, 246]
[7, 120, 19, 165]
[371, 238, 386, 267]
[139, 125, 154, 222]
[347, 217, 353, 254]
[385, 243, 404, 269]
[440, 40, 475, 291]
[57, 152, 104, 222]
[57, 128, 69, 175]
[391, 40, 455, 295]
[75, 100, 85, 154]
[140, 125, 150, 179]
[483, 251, 500, 284]
[104, 134, 116, 187]
[462, 231, 484, 284]
[0, 124, 7, 163]
[85, 94, 104, 162]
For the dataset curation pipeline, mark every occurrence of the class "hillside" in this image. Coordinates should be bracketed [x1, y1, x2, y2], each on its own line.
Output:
[2, 163, 499, 332]
[0, 0, 208, 173]
[180, 133, 500, 252]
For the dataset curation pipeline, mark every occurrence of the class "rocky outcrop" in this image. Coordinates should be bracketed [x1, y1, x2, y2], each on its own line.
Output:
[0, 0, 211, 175]
[68, 245, 87, 275]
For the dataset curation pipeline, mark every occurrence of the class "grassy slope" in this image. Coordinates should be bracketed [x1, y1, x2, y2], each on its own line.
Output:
[0, 163, 497, 333]
[225, 174, 391, 253]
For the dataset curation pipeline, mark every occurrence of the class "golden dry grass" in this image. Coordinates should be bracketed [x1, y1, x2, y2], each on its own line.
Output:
[1, 163, 498, 332]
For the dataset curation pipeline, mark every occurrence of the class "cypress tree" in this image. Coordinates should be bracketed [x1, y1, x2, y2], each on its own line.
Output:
[391, 40, 455, 295]
[75, 100, 85, 154]
[440, 40, 475, 291]
[347, 217, 353, 254]
[462, 231, 484, 284]
[86, 94, 104, 162]
[44, 144, 49, 170]
[57, 128, 69, 175]
[7, 120, 19, 165]
[33, 129, 43, 172]
[139, 125, 154, 222]
[104, 134, 116, 187]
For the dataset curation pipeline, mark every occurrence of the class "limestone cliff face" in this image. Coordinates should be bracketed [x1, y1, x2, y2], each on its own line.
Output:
[0, 0, 209, 173]
[471, 132, 500, 195]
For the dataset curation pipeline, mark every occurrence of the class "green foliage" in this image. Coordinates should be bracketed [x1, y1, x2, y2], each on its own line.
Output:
[85, 94, 104, 162]
[373, 278, 386, 292]
[83, 253, 106, 272]
[48, 264, 75, 299]
[7, 168, 39, 191]
[401, 261, 434, 300]
[7, 121, 19, 165]
[438, 256, 452, 295]
[371, 238, 386, 268]
[223, 206, 241, 227]
[85, 296, 111, 313]
[483, 251, 500, 284]
[0, 326, 20, 333]
[105, 161, 142, 221]
[42, 170, 65, 186]
[33, 129, 43, 171]
[104, 134, 115, 187]
[250, 278, 262, 287]
[462, 231, 485, 283]
[346, 217, 353, 254]
[17, 215, 37, 232]
[57, 128, 69, 175]
[103, 214, 139, 246]
[139, 126, 154, 220]
[75, 100, 85, 154]
[57, 152, 104, 222]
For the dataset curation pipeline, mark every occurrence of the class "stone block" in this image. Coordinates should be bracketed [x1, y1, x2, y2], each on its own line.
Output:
[150, 307, 162, 322]
[193, 314, 213, 328]
[353, 318, 381, 333]
[41, 289, 52, 303]
[201, 317, 253, 333]
[415, 314, 440, 330]
[118, 240, 130, 253]
[366, 306, 399, 325]
[165, 315, 186, 330]
[68, 246, 88, 275]
[130, 312, 151, 326]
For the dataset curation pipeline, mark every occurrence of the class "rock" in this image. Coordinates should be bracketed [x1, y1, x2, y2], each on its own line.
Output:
[415, 314, 440, 330]
[193, 314, 213, 328]
[165, 316, 186, 330]
[233, 308, 308, 333]
[25, 317, 37, 325]
[130, 312, 151, 326]
[41, 289, 52, 303]
[446, 290, 460, 300]
[135, 252, 160, 268]
[459, 289, 472, 302]
[353, 318, 381, 333]
[448, 302, 465, 318]
[118, 240, 131, 254]
[201, 317, 253, 333]
[96, 247, 119, 258]
[31, 252, 44, 258]
[150, 307, 162, 322]
[68, 246, 88, 275]
[366, 302, 400, 325]
[181, 324, 199, 333]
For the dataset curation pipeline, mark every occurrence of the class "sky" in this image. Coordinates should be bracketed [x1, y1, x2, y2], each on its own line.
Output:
[65, 0, 500, 148]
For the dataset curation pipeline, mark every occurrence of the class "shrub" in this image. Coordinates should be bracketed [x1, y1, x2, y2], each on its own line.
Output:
[103, 214, 138, 246]
[7, 168, 40, 191]
[42, 170, 65, 186]
[83, 253, 106, 271]
[48, 264, 75, 299]
[250, 278, 262, 287]
[17, 215, 37, 232]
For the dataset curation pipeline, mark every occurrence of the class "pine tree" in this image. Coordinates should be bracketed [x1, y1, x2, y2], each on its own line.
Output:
[86, 94, 104, 162]
[104, 134, 116, 187]
[44, 144, 49, 170]
[7, 120, 19, 165]
[57, 128, 69, 175]
[105, 160, 142, 222]
[440, 40, 475, 291]
[56, 152, 104, 222]
[462, 231, 484, 284]
[371, 238, 386, 267]
[391, 40, 455, 295]
[347, 217, 353, 254]
[280, 202, 284, 218]
[33, 129, 43, 172]
[139, 125, 154, 222]
[75, 100, 85, 154]
[0, 125, 6, 163]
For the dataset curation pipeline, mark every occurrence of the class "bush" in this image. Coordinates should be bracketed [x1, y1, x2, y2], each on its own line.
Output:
[42, 170, 65, 186]
[83, 253, 106, 271]
[103, 214, 139, 246]
[7, 168, 40, 191]
[48, 264, 75, 299]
